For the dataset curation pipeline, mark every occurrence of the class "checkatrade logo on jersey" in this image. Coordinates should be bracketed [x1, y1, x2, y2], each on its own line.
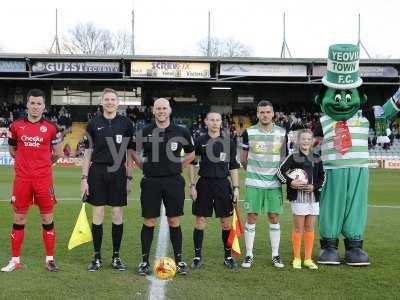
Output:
[21, 135, 44, 147]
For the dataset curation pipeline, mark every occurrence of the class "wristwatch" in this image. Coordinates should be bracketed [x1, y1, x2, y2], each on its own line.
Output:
[233, 186, 240, 190]
[81, 175, 88, 180]
[126, 176, 133, 181]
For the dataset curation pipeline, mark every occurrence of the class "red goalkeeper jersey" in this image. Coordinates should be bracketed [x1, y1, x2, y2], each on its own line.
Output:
[8, 118, 62, 178]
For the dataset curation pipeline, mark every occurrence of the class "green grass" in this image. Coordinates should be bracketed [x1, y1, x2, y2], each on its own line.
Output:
[0, 166, 399, 299]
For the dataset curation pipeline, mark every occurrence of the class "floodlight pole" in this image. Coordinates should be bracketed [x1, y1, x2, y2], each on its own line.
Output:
[49, 9, 61, 54]
[357, 13, 371, 58]
[207, 11, 211, 57]
[280, 12, 292, 58]
[131, 9, 135, 55]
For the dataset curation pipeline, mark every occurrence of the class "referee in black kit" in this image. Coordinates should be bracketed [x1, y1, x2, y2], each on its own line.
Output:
[188, 112, 240, 270]
[130, 98, 195, 276]
[81, 88, 134, 272]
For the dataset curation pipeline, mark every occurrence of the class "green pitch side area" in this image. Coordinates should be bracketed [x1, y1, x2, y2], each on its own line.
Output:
[0, 166, 399, 299]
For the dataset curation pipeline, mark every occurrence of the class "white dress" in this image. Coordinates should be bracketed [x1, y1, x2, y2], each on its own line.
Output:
[291, 189, 319, 216]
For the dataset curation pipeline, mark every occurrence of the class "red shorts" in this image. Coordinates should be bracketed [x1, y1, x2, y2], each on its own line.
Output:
[11, 177, 57, 214]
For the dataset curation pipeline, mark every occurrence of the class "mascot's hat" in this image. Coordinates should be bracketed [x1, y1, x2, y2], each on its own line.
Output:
[322, 44, 362, 89]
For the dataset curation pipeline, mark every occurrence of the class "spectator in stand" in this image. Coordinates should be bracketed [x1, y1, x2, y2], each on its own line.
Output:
[0, 128, 7, 138]
[63, 143, 72, 157]
[75, 138, 86, 157]
[66, 113, 72, 134]
[58, 113, 67, 134]
[96, 106, 102, 117]
[367, 129, 375, 150]
[126, 106, 134, 121]
[144, 106, 152, 123]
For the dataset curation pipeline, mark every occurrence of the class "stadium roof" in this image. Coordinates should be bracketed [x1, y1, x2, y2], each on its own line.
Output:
[1, 53, 399, 86]
[1, 53, 400, 65]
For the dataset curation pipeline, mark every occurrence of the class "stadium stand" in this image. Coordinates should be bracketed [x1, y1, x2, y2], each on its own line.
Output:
[1, 99, 400, 162]
[61, 122, 87, 157]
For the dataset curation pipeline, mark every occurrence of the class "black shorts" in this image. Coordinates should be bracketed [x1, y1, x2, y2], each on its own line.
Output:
[140, 175, 185, 218]
[87, 163, 127, 207]
[192, 177, 233, 218]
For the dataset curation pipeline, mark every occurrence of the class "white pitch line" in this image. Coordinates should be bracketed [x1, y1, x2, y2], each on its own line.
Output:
[0, 198, 80, 202]
[0, 198, 399, 209]
[147, 205, 169, 300]
[368, 205, 400, 209]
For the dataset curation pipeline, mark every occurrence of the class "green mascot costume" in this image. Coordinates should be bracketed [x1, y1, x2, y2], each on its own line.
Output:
[315, 44, 400, 266]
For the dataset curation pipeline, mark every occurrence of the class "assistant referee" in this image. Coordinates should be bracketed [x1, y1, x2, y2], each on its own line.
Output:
[188, 112, 240, 270]
[81, 88, 134, 272]
[130, 98, 195, 276]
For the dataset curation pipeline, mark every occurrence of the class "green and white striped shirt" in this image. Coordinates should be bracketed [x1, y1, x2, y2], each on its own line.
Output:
[242, 123, 286, 188]
[320, 110, 369, 169]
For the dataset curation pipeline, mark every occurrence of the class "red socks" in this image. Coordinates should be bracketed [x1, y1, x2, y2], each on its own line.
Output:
[42, 223, 56, 257]
[11, 224, 25, 257]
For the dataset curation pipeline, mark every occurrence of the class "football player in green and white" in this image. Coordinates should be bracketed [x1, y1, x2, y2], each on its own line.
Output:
[240, 100, 287, 269]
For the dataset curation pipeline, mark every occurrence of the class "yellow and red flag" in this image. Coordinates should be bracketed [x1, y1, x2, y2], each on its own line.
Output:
[227, 206, 243, 257]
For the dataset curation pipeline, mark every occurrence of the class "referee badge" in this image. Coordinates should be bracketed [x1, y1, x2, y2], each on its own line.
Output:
[219, 152, 227, 161]
[115, 135, 123, 144]
[170, 142, 178, 151]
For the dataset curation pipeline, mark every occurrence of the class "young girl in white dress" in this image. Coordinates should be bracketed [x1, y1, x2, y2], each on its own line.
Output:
[278, 129, 325, 269]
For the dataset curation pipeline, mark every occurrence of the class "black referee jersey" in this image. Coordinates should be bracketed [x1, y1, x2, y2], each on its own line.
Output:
[194, 133, 240, 178]
[84, 114, 134, 165]
[133, 122, 194, 177]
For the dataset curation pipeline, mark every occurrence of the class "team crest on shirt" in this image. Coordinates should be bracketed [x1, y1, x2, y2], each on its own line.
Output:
[40, 126, 48, 133]
[115, 135, 123, 144]
[252, 142, 267, 154]
[272, 143, 282, 154]
[170, 142, 178, 151]
[219, 152, 227, 161]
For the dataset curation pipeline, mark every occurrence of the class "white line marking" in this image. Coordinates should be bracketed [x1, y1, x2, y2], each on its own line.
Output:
[0, 198, 399, 209]
[368, 205, 400, 209]
[0, 198, 81, 202]
[147, 205, 169, 300]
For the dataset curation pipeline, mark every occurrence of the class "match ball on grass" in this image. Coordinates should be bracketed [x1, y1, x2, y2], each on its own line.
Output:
[154, 257, 177, 280]
[287, 168, 308, 184]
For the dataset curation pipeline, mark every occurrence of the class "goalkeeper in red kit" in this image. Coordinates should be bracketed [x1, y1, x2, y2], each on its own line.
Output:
[1, 89, 63, 272]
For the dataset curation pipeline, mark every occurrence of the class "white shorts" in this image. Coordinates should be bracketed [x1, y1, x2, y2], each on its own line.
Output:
[291, 201, 319, 216]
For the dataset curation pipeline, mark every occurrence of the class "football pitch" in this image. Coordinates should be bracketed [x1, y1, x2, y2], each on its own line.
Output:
[0, 166, 399, 300]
